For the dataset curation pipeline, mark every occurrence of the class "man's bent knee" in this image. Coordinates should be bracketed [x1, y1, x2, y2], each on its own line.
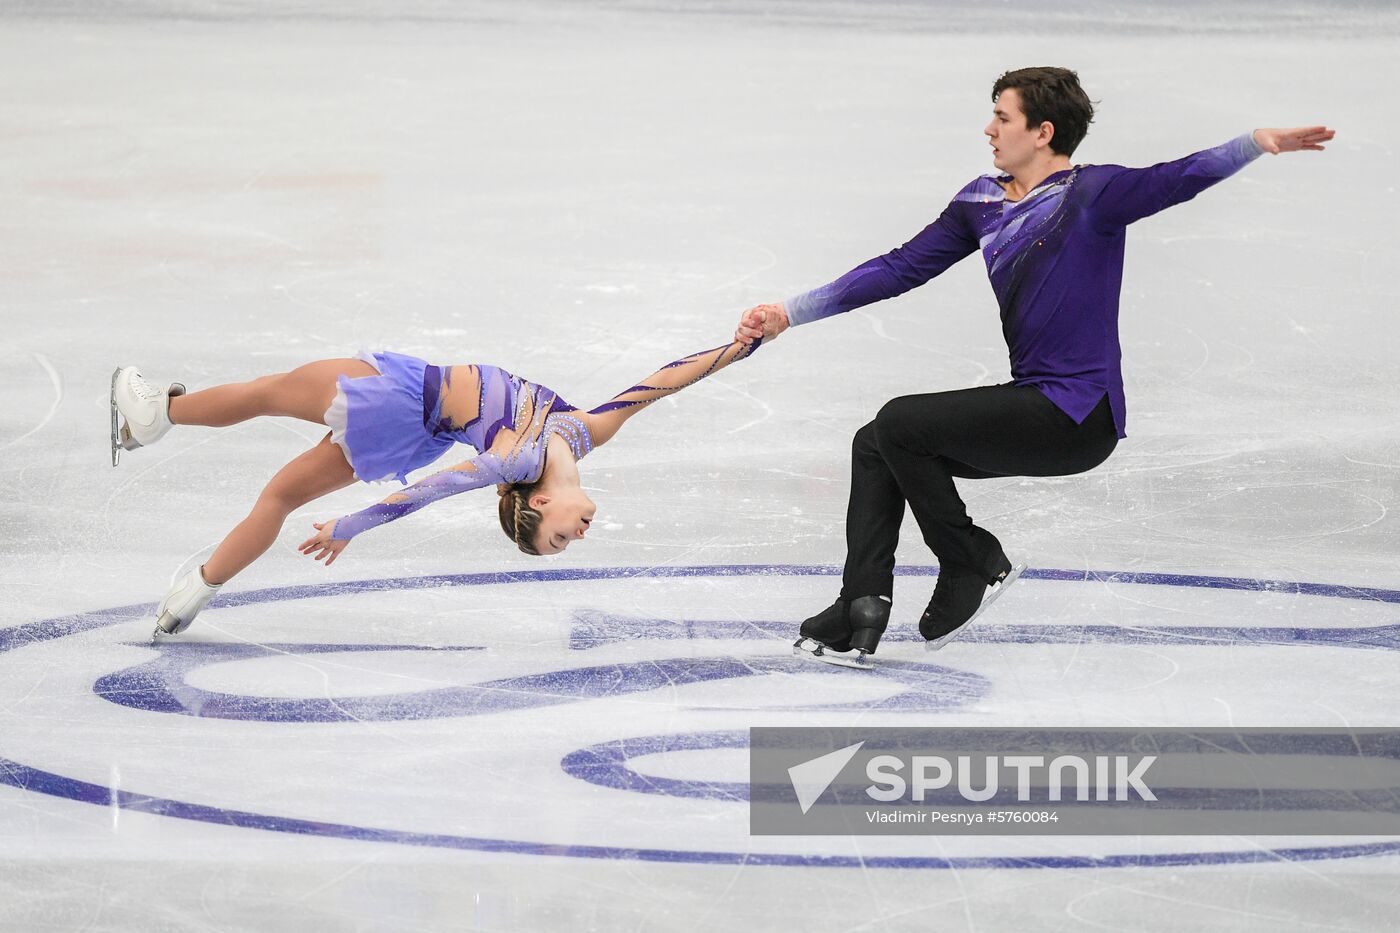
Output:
[852, 420, 881, 458]
[874, 396, 936, 451]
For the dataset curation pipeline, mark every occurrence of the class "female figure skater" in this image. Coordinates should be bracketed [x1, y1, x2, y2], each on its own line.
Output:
[110, 338, 757, 636]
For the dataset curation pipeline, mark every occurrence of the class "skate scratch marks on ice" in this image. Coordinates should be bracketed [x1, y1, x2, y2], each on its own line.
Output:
[168, 542, 222, 588]
[1342, 454, 1400, 470]
[759, 468, 835, 483]
[857, 309, 992, 386]
[1273, 488, 1388, 541]
[0, 353, 62, 452]
[99, 426, 233, 538]
[707, 238, 778, 292]
[1174, 325, 1211, 384]
[707, 378, 775, 435]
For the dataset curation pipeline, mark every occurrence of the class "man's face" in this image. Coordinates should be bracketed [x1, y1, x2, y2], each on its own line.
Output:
[984, 88, 1043, 172]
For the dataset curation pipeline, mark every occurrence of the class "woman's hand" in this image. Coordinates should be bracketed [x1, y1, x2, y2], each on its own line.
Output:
[299, 520, 348, 567]
[1252, 126, 1335, 154]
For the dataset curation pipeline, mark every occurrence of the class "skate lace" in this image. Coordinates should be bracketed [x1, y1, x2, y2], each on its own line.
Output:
[129, 374, 161, 401]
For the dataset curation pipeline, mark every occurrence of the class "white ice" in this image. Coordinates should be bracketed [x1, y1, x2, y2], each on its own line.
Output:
[2, 2, 1399, 930]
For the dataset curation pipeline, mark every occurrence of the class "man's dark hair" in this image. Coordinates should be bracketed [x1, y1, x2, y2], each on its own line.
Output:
[991, 67, 1095, 158]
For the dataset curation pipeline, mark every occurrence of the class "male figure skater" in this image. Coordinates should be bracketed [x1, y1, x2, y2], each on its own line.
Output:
[734, 66, 1332, 668]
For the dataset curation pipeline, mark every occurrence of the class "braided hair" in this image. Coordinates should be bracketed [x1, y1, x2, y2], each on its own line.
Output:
[497, 482, 544, 556]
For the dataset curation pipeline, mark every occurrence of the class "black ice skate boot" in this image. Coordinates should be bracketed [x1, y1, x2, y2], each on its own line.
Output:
[797, 599, 852, 652]
[920, 550, 1024, 652]
[793, 595, 891, 670]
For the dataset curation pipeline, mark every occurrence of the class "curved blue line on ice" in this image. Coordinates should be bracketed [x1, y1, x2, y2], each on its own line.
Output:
[2, 757, 1398, 869]
[3, 563, 1398, 868]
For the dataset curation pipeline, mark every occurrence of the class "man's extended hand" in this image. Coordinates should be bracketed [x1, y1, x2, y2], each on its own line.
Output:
[1253, 126, 1335, 155]
[735, 302, 790, 346]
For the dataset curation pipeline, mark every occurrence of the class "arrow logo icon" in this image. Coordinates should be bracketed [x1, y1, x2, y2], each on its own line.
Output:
[787, 741, 865, 814]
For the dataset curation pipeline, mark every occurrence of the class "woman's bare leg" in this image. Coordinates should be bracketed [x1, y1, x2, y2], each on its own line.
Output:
[202, 434, 358, 585]
[168, 358, 377, 428]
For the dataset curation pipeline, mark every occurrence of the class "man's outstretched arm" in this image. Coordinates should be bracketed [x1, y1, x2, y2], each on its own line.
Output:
[1089, 125, 1335, 230]
[734, 196, 979, 345]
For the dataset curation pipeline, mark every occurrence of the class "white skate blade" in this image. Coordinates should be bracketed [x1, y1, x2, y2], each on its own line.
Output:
[111, 367, 146, 457]
[109, 368, 121, 467]
[793, 637, 874, 670]
[924, 562, 1026, 652]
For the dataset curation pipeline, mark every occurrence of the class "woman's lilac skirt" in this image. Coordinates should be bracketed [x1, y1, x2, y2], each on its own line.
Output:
[324, 350, 454, 484]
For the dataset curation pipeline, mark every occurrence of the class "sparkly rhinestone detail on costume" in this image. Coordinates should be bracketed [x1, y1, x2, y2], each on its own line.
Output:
[544, 412, 594, 461]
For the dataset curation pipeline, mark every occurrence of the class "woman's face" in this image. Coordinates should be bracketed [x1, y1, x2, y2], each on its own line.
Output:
[529, 488, 596, 555]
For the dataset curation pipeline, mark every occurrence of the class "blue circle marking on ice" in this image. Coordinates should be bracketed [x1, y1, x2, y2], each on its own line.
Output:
[561, 730, 1400, 812]
[94, 645, 990, 721]
[3, 563, 1399, 869]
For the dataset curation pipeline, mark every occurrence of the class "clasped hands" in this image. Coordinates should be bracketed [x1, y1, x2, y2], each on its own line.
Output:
[733, 302, 790, 347]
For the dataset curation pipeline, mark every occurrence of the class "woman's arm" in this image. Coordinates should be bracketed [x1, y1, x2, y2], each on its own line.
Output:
[584, 339, 759, 448]
[323, 454, 510, 542]
[302, 386, 561, 559]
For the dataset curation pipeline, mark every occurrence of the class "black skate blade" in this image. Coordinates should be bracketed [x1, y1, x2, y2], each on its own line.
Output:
[793, 637, 874, 670]
[924, 561, 1026, 652]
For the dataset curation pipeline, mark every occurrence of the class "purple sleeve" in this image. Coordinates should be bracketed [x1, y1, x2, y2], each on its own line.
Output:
[784, 198, 978, 327]
[1088, 132, 1266, 230]
[330, 453, 511, 541]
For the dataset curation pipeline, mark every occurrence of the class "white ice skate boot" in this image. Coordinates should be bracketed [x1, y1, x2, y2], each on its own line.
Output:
[111, 366, 185, 466]
[154, 565, 222, 636]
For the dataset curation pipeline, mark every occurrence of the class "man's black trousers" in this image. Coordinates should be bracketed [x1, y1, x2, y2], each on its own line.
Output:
[841, 384, 1119, 600]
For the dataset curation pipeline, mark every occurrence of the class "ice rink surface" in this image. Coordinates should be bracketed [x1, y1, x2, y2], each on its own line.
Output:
[2, 1, 1399, 930]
